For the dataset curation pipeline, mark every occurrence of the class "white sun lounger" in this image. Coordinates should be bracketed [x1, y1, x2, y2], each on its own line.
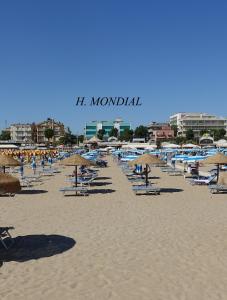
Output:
[187, 175, 217, 185]
[208, 185, 227, 194]
[132, 185, 161, 195]
[59, 186, 89, 196]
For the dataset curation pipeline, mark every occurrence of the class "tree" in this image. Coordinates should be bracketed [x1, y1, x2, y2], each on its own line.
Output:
[119, 128, 134, 142]
[109, 127, 118, 138]
[44, 128, 54, 143]
[175, 136, 186, 145]
[185, 129, 194, 141]
[171, 125, 178, 137]
[200, 129, 208, 136]
[134, 125, 148, 139]
[97, 129, 106, 140]
[0, 130, 11, 140]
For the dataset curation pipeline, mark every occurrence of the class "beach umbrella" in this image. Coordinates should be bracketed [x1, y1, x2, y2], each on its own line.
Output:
[203, 152, 227, 181]
[0, 173, 21, 194]
[60, 154, 94, 187]
[0, 155, 21, 173]
[128, 154, 165, 186]
[87, 136, 101, 144]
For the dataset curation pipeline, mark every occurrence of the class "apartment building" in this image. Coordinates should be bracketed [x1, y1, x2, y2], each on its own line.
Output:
[169, 113, 226, 137]
[85, 118, 131, 139]
[147, 122, 174, 143]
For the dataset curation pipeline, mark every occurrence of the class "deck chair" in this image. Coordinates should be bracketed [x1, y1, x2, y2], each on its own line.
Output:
[187, 174, 217, 185]
[59, 186, 89, 196]
[132, 185, 161, 195]
[0, 227, 14, 249]
[209, 185, 227, 194]
[167, 170, 184, 176]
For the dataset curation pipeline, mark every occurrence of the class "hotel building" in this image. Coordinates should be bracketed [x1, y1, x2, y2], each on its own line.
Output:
[9, 118, 65, 144]
[85, 118, 131, 139]
[169, 113, 226, 137]
[147, 122, 174, 143]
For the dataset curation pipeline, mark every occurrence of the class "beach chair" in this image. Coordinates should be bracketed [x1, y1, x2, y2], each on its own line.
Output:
[208, 185, 227, 194]
[59, 186, 89, 196]
[187, 174, 217, 185]
[167, 170, 184, 176]
[132, 185, 161, 195]
[0, 227, 14, 250]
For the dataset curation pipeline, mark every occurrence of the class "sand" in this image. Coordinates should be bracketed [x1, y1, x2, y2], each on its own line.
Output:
[1, 157, 227, 300]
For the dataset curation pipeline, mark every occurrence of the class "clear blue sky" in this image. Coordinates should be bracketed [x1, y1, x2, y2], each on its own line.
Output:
[0, 0, 227, 133]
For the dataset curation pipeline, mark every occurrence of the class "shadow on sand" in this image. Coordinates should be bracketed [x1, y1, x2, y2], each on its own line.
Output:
[160, 188, 183, 193]
[95, 177, 112, 180]
[89, 188, 115, 194]
[91, 182, 112, 187]
[0, 234, 76, 265]
[19, 190, 48, 195]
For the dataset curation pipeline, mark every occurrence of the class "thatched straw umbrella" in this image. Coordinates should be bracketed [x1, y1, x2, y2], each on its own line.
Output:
[128, 154, 165, 186]
[87, 136, 101, 144]
[0, 173, 21, 194]
[203, 152, 227, 181]
[60, 154, 94, 187]
[0, 155, 21, 173]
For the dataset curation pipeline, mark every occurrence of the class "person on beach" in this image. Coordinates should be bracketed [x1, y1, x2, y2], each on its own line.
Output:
[19, 164, 24, 177]
[31, 159, 37, 175]
[41, 157, 45, 170]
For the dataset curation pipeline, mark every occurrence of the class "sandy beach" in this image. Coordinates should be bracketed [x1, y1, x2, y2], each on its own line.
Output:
[1, 157, 227, 300]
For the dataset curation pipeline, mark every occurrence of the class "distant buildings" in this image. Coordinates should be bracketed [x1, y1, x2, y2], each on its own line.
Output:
[10, 124, 32, 143]
[170, 113, 226, 138]
[85, 118, 131, 139]
[147, 122, 174, 143]
[9, 118, 65, 143]
[36, 118, 65, 143]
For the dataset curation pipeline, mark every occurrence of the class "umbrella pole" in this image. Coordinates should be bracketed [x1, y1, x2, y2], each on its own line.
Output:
[75, 165, 78, 187]
[146, 164, 148, 187]
[217, 164, 219, 182]
[3, 166, 5, 173]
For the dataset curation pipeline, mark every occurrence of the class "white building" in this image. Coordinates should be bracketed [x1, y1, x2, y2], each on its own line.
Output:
[10, 124, 32, 143]
[170, 113, 226, 137]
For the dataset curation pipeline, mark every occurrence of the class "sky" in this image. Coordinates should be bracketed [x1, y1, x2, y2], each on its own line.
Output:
[0, 0, 227, 133]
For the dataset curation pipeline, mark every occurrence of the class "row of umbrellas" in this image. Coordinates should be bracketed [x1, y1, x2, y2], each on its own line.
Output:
[1, 152, 227, 194]
[127, 152, 227, 186]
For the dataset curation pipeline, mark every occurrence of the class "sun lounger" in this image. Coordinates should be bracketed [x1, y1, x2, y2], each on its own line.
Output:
[187, 174, 217, 185]
[0, 227, 14, 249]
[167, 170, 184, 176]
[208, 184, 227, 194]
[132, 185, 161, 195]
[59, 186, 89, 196]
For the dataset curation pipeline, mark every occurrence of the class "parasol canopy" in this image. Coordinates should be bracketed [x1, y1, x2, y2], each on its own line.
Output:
[128, 154, 165, 186]
[0, 155, 21, 173]
[128, 153, 164, 166]
[203, 152, 227, 181]
[60, 154, 95, 187]
[0, 173, 21, 194]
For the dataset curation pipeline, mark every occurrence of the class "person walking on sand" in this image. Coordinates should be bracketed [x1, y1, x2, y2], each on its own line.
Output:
[31, 159, 37, 175]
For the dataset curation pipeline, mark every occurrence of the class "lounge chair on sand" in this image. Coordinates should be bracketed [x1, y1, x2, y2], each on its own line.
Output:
[132, 185, 161, 195]
[0, 227, 14, 249]
[167, 170, 184, 176]
[59, 186, 88, 196]
[209, 185, 227, 194]
[187, 174, 216, 185]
